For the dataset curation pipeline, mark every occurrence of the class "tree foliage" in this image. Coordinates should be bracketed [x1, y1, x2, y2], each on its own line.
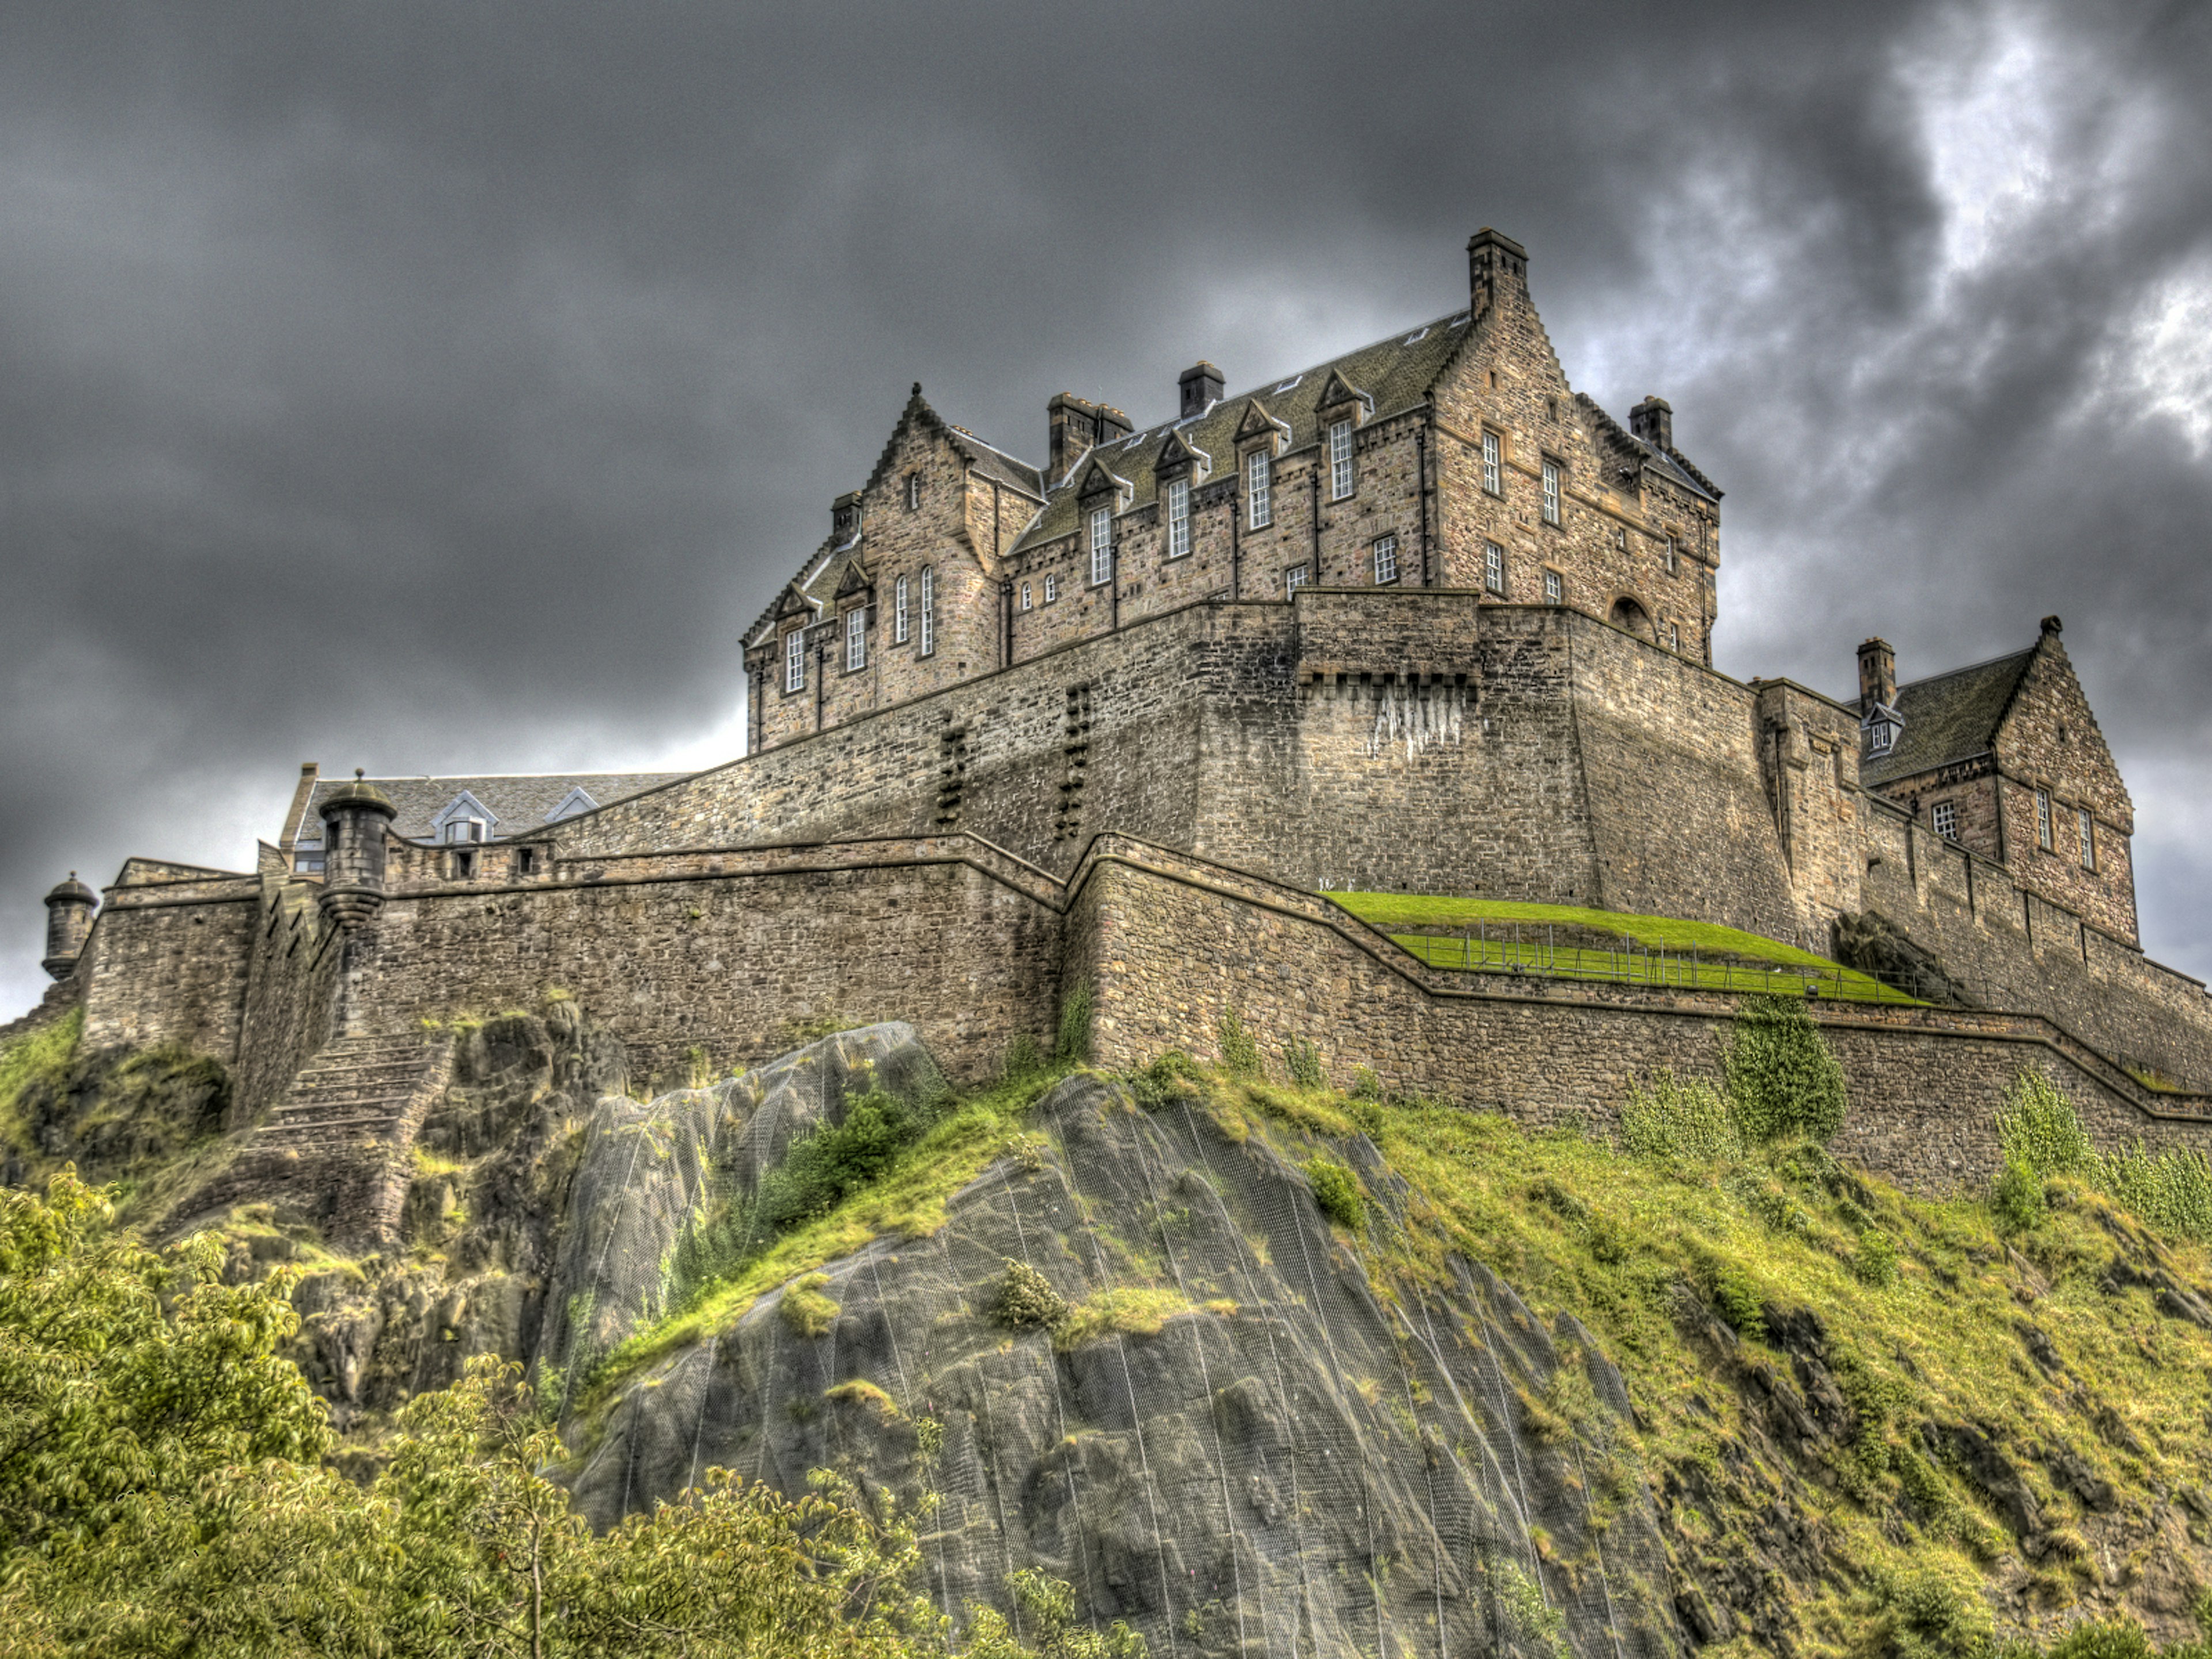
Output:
[0, 1169, 1131, 1659]
[1725, 995, 1849, 1145]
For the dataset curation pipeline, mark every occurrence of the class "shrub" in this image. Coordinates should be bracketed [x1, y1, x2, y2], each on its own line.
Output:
[1991, 1153, 2044, 1234]
[779, 1272, 838, 1338]
[1349, 1066, 1381, 1101]
[1860, 1563, 1994, 1658]
[1620, 1068, 1740, 1164]
[1054, 984, 1094, 1067]
[1725, 995, 1847, 1145]
[1854, 1228, 1898, 1287]
[752, 1086, 929, 1236]
[1001, 1031, 1044, 1082]
[1217, 1010, 1262, 1080]
[2094, 1141, 2212, 1243]
[1998, 1069, 2094, 1178]
[1305, 1157, 1366, 1232]
[1284, 1036, 1326, 1090]
[1132, 1050, 1203, 1111]
[993, 1260, 1070, 1332]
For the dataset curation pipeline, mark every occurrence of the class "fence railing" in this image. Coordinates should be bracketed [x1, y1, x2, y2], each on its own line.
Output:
[1389, 924, 1930, 1006]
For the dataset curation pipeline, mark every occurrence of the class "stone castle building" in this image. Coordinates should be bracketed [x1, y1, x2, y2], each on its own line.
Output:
[10, 229, 2207, 1210]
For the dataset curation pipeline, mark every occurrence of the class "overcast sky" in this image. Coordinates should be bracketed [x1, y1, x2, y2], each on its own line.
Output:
[3, 0, 2207, 1015]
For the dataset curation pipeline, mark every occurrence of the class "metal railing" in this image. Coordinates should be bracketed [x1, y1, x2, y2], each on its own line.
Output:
[1390, 922, 1930, 1005]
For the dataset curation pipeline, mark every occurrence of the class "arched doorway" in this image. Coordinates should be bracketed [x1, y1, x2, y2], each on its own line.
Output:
[1609, 596, 1652, 638]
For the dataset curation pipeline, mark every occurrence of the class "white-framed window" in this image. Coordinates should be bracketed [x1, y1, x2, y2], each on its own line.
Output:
[1088, 507, 1112, 585]
[919, 567, 934, 656]
[1664, 534, 1679, 575]
[1931, 800, 1958, 840]
[785, 627, 806, 692]
[1021, 582, 1033, 611]
[1544, 569, 1562, 605]
[442, 818, 485, 845]
[2036, 787, 2053, 850]
[845, 607, 866, 671]
[1328, 419, 1354, 499]
[894, 575, 910, 643]
[1666, 620, 1681, 652]
[1372, 533, 1397, 585]
[1482, 429, 1501, 495]
[1166, 477, 1190, 559]
[1247, 450, 1272, 528]
[1484, 540, 1505, 596]
[1044, 573, 1057, 603]
[906, 472, 920, 511]
[2079, 808, 2096, 872]
[1283, 563, 1308, 595]
[1541, 459, 1560, 525]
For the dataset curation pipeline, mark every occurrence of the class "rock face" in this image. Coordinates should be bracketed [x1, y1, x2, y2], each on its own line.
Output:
[569, 1065, 1676, 1659]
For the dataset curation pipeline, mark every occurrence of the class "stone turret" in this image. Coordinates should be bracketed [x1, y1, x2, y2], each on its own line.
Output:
[317, 770, 397, 932]
[41, 874, 97, 980]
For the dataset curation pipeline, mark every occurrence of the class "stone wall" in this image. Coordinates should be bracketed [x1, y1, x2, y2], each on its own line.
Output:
[78, 874, 257, 1059]
[230, 875, 344, 1125]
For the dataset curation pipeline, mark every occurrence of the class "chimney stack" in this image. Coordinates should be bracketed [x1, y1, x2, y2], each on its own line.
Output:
[1178, 361, 1224, 419]
[1047, 393, 1132, 486]
[1858, 638, 1897, 710]
[1467, 227, 1528, 313]
[1628, 395, 1673, 454]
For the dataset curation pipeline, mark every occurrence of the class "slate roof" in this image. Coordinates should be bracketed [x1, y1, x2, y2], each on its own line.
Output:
[296, 772, 690, 844]
[946, 427, 1044, 498]
[1575, 395, 1721, 503]
[1855, 649, 2035, 787]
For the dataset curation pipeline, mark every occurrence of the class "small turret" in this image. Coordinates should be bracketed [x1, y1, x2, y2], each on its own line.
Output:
[317, 770, 397, 931]
[41, 874, 97, 980]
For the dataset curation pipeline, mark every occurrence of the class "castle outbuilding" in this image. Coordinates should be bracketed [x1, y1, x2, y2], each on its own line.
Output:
[10, 228, 2210, 1199]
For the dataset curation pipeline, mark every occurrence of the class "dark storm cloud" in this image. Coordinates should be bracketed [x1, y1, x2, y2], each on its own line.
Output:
[3, 0, 2207, 1013]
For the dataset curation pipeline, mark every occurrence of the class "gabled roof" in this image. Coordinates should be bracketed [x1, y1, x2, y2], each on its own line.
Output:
[1857, 649, 2036, 787]
[1574, 393, 1722, 503]
[301, 772, 690, 844]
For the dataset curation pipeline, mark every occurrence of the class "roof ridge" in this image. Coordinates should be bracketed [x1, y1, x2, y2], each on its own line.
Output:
[1897, 646, 2036, 693]
[1211, 306, 1466, 419]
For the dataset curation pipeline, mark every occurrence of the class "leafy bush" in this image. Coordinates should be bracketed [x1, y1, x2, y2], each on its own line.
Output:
[1998, 1069, 2096, 1178]
[993, 1260, 1070, 1332]
[1305, 1156, 1366, 1232]
[2095, 1141, 2212, 1243]
[1856, 1563, 1994, 1658]
[1620, 1067, 1740, 1164]
[1054, 984, 1094, 1067]
[752, 1086, 931, 1236]
[1725, 995, 1848, 1145]
[1349, 1066, 1380, 1100]
[1217, 1009, 1262, 1079]
[1132, 1050, 1203, 1111]
[1854, 1228, 1898, 1287]
[1991, 1153, 2045, 1234]
[1284, 1036, 1327, 1090]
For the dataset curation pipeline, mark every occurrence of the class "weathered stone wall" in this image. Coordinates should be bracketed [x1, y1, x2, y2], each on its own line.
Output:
[1066, 837, 2212, 1193]
[78, 876, 256, 1060]
[229, 876, 344, 1126]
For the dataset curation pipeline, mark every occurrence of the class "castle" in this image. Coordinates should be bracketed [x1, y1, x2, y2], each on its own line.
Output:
[13, 228, 2210, 1226]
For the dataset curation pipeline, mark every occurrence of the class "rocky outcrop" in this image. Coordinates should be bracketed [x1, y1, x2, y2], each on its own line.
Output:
[569, 1067, 1676, 1658]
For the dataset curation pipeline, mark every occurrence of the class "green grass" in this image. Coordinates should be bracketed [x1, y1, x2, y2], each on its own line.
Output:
[0, 1007, 84, 1151]
[1324, 892, 1921, 1004]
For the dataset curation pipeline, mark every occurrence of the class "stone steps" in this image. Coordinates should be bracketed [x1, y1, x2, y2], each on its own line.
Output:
[252, 1035, 448, 1157]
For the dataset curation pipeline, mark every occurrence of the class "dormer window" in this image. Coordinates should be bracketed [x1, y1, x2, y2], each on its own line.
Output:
[1862, 703, 1902, 758]
[545, 786, 599, 824]
[1328, 419, 1355, 499]
[785, 627, 806, 692]
[1089, 507, 1112, 586]
[432, 789, 498, 847]
[443, 818, 485, 845]
[1247, 450, 1272, 528]
[1166, 478, 1190, 559]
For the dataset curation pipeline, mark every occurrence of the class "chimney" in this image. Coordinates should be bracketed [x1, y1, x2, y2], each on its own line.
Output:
[1467, 226, 1528, 312]
[831, 490, 862, 545]
[1047, 393, 1134, 485]
[1628, 395, 1673, 453]
[1178, 361, 1224, 419]
[1857, 638, 1897, 710]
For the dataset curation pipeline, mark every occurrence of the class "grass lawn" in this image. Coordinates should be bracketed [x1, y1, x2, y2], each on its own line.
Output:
[1323, 892, 1921, 1005]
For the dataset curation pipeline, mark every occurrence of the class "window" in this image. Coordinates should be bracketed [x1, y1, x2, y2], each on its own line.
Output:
[906, 472, 920, 511]
[1541, 459, 1560, 525]
[1932, 800, 1957, 840]
[1021, 582, 1033, 611]
[1044, 573, 1058, 603]
[919, 567, 935, 656]
[443, 819, 484, 846]
[2035, 788, 2053, 850]
[1088, 507, 1112, 585]
[517, 847, 536, 876]
[894, 575, 910, 643]
[1482, 430, 1501, 495]
[1544, 569, 1562, 605]
[2079, 808, 2096, 872]
[1484, 540, 1505, 596]
[1667, 621, 1681, 652]
[1247, 450, 1272, 527]
[785, 628, 806, 692]
[1546, 396, 1559, 423]
[845, 607, 866, 671]
[1166, 478, 1190, 559]
[1372, 533, 1397, 585]
[452, 849, 476, 879]
[1664, 534, 1679, 575]
[1283, 563, 1308, 595]
[1328, 419, 1354, 499]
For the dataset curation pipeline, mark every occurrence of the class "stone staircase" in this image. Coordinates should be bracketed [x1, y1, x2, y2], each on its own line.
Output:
[251, 1033, 447, 1158]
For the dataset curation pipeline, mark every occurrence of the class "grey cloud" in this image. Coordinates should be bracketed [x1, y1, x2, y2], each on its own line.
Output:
[3, 0, 2206, 1013]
